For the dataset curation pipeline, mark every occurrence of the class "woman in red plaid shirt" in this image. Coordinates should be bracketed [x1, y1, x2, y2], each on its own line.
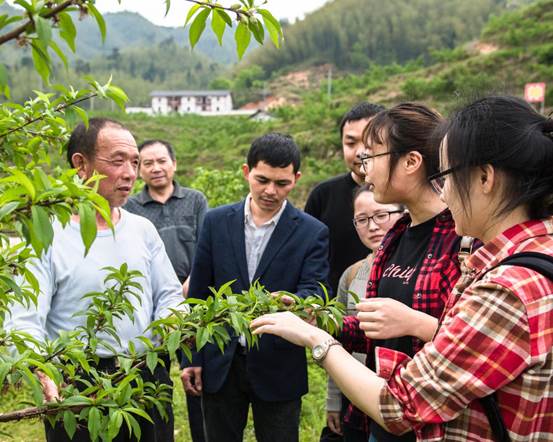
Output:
[252, 95, 553, 441]
[338, 103, 466, 442]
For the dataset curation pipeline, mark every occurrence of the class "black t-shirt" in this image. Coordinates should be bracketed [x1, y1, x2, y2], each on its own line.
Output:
[304, 173, 369, 297]
[369, 215, 436, 442]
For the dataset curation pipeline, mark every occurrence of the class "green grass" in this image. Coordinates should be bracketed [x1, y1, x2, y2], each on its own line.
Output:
[0, 356, 328, 442]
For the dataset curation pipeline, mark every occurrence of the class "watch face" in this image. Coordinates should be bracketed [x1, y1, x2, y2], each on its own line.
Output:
[313, 345, 324, 360]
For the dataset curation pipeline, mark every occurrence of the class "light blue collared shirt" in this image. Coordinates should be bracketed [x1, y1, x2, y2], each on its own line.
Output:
[244, 194, 287, 283]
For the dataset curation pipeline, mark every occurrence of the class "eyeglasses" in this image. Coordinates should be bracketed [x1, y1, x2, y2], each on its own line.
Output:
[353, 210, 403, 228]
[360, 152, 393, 173]
[427, 167, 458, 194]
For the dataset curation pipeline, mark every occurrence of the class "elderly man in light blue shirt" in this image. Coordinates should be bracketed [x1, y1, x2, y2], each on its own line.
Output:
[6, 118, 183, 442]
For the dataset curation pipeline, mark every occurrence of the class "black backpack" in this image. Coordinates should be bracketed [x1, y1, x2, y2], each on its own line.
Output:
[479, 252, 553, 442]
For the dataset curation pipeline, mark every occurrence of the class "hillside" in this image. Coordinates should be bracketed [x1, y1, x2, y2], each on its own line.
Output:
[243, 0, 534, 76]
[101, 0, 553, 206]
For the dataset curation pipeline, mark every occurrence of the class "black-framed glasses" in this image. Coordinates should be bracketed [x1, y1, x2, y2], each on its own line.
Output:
[353, 210, 404, 228]
[427, 167, 458, 194]
[359, 152, 393, 173]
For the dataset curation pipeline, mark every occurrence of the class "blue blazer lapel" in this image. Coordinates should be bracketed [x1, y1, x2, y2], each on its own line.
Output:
[227, 202, 250, 288]
[253, 203, 299, 281]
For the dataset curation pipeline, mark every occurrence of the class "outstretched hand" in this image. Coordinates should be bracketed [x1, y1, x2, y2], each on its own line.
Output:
[356, 297, 418, 340]
[250, 311, 330, 348]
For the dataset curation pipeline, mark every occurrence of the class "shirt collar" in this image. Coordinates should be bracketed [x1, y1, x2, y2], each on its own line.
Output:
[466, 217, 553, 274]
[134, 181, 184, 205]
[244, 194, 287, 227]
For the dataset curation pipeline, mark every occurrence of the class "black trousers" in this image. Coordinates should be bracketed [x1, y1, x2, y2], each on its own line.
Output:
[45, 357, 174, 442]
[186, 393, 206, 442]
[202, 350, 301, 442]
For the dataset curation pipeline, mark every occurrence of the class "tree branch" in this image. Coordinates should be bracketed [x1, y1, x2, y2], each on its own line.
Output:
[0, 0, 77, 46]
[0, 93, 96, 139]
[185, 0, 250, 18]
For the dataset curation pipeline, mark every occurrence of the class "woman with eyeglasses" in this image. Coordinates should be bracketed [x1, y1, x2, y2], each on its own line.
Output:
[252, 96, 553, 440]
[326, 185, 404, 441]
[255, 103, 467, 442]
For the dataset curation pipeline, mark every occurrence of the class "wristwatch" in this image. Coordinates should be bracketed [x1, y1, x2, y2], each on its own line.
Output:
[312, 338, 341, 365]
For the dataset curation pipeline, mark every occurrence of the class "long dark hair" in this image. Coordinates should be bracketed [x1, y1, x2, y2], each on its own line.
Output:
[440, 95, 553, 219]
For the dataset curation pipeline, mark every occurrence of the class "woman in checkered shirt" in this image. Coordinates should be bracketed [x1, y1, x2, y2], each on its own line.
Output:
[252, 95, 553, 441]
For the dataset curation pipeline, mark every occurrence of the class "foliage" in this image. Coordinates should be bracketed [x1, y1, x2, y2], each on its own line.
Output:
[190, 165, 248, 207]
[0, 266, 345, 440]
[0, 0, 284, 439]
[184, 0, 283, 59]
[243, 0, 533, 76]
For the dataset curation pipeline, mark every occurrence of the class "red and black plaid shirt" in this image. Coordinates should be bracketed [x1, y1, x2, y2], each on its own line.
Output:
[341, 209, 463, 431]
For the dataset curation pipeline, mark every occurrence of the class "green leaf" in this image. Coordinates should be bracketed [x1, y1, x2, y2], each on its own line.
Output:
[258, 8, 282, 48]
[73, 105, 89, 128]
[124, 407, 154, 423]
[63, 410, 77, 440]
[248, 18, 265, 45]
[108, 409, 123, 439]
[211, 9, 226, 45]
[31, 206, 53, 250]
[58, 12, 76, 52]
[78, 203, 97, 256]
[146, 351, 157, 374]
[2, 169, 37, 200]
[215, 9, 232, 26]
[31, 40, 50, 84]
[0, 201, 19, 221]
[122, 411, 141, 440]
[88, 407, 101, 441]
[166, 330, 181, 356]
[106, 85, 128, 111]
[196, 327, 210, 351]
[34, 15, 52, 46]
[189, 7, 211, 49]
[0, 363, 11, 389]
[185, 3, 202, 25]
[234, 21, 251, 60]
[0, 63, 7, 88]
[164, 0, 171, 16]
[88, 3, 106, 42]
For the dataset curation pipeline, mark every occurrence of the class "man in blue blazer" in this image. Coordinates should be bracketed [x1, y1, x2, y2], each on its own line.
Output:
[181, 133, 330, 442]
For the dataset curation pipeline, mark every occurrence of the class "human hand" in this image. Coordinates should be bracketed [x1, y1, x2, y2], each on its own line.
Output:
[356, 298, 416, 340]
[270, 291, 295, 306]
[180, 367, 203, 396]
[36, 371, 60, 402]
[250, 311, 330, 348]
[327, 411, 342, 435]
[182, 276, 190, 298]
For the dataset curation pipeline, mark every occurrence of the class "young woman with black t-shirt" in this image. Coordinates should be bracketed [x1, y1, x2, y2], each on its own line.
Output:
[333, 103, 463, 442]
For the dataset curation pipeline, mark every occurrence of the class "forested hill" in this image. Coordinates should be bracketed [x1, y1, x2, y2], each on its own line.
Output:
[0, 3, 238, 64]
[244, 0, 534, 75]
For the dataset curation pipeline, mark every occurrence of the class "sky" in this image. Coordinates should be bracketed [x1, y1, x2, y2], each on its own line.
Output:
[94, 1, 330, 27]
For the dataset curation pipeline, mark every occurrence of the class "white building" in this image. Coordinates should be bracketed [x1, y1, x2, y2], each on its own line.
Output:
[150, 90, 233, 115]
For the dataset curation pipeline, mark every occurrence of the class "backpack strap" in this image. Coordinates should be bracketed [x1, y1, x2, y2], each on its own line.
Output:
[493, 251, 553, 281]
[479, 251, 553, 442]
[458, 236, 475, 266]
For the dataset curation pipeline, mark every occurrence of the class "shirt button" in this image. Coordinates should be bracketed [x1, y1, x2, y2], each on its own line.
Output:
[368, 281, 373, 287]
[416, 292, 422, 299]
[427, 253, 433, 259]
[378, 245, 384, 250]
